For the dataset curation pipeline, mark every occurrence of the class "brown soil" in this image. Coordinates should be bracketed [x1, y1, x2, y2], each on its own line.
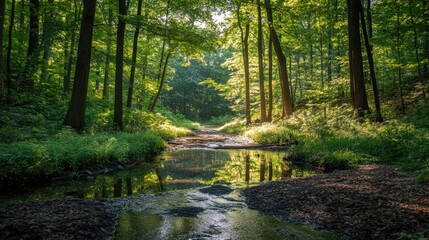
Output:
[167, 128, 285, 150]
[242, 165, 429, 239]
[0, 199, 116, 240]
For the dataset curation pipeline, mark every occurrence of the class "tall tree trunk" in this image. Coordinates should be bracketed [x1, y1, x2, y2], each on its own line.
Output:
[63, 0, 97, 131]
[21, 0, 40, 88]
[257, 0, 267, 122]
[19, 0, 24, 44]
[347, 0, 369, 118]
[267, 33, 273, 122]
[408, 0, 424, 97]
[114, 0, 127, 130]
[6, 0, 15, 93]
[103, 7, 113, 99]
[423, 0, 429, 81]
[265, 0, 294, 117]
[236, 2, 251, 124]
[40, 0, 54, 81]
[396, 4, 405, 114]
[64, 0, 80, 93]
[150, 51, 171, 112]
[359, 2, 383, 122]
[0, 0, 5, 102]
[126, 0, 143, 108]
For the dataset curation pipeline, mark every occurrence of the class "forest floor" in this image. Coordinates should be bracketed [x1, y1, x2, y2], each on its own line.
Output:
[167, 127, 287, 150]
[243, 165, 429, 239]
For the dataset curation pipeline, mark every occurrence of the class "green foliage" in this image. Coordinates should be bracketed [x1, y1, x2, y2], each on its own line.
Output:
[206, 115, 234, 125]
[0, 131, 166, 186]
[244, 104, 429, 181]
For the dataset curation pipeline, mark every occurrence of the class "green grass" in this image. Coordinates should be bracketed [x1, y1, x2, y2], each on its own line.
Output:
[239, 103, 429, 182]
[0, 93, 198, 187]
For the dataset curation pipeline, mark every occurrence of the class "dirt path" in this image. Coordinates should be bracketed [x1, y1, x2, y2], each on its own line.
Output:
[167, 127, 285, 151]
[243, 165, 429, 239]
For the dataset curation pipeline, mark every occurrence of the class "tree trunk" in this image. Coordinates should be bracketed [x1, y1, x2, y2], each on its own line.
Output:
[347, 0, 369, 118]
[63, 0, 97, 131]
[64, 0, 80, 93]
[257, 0, 267, 122]
[264, 0, 294, 117]
[150, 51, 171, 112]
[267, 33, 273, 122]
[396, 5, 405, 114]
[126, 0, 143, 108]
[103, 7, 113, 99]
[21, 0, 40, 89]
[236, 2, 251, 125]
[408, 0, 424, 97]
[6, 0, 15, 93]
[114, 0, 127, 130]
[0, 0, 5, 102]
[423, 0, 429, 81]
[359, 2, 383, 122]
[40, 0, 54, 81]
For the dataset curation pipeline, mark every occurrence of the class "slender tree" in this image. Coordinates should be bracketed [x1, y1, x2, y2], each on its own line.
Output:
[236, 1, 251, 124]
[346, 0, 369, 118]
[6, 0, 15, 93]
[40, 0, 55, 81]
[359, 1, 383, 122]
[103, 7, 113, 99]
[423, 0, 429, 80]
[0, 0, 5, 102]
[265, 0, 294, 117]
[63, 0, 97, 131]
[64, 0, 80, 93]
[21, 0, 40, 88]
[127, 0, 143, 108]
[267, 33, 273, 122]
[114, 0, 127, 130]
[257, 0, 267, 122]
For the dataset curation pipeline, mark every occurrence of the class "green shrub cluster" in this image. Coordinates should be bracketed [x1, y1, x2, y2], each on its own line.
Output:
[0, 131, 166, 185]
[241, 104, 429, 182]
[0, 92, 198, 186]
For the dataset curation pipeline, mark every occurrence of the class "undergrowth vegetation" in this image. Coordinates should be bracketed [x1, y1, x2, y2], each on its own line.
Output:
[224, 101, 429, 183]
[0, 92, 196, 187]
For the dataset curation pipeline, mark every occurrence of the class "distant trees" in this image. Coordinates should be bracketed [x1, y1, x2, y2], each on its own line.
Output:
[0, 0, 427, 129]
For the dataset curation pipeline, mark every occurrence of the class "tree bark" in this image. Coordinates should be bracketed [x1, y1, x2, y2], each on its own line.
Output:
[423, 0, 429, 81]
[359, 2, 383, 122]
[347, 0, 369, 118]
[114, 0, 127, 130]
[103, 7, 113, 99]
[21, 0, 40, 89]
[236, 1, 251, 124]
[0, 0, 5, 102]
[126, 0, 143, 108]
[150, 51, 171, 112]
[6, 0, 15, 93]
[257, 0, 267, 122]
[264, 0, 294, 117]
[396, 4, 405, 114]
[267, 33, 273, 122]
[63, 0, 97, 131]
[40, 0, 54, 81]
[64, 0, 80, 93]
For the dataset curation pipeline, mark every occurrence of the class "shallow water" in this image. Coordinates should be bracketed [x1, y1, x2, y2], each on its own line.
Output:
[1, 149, 338, 239]
[0, 149, 320, 202]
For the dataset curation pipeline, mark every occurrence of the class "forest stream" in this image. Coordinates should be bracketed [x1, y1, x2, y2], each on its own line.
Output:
[0, 128, 340, 240]
[1, 128, 428, 239]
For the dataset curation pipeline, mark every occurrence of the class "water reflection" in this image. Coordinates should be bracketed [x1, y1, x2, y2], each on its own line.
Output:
[0, 149, 321, 202]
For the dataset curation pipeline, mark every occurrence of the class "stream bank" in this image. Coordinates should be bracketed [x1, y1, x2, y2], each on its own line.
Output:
[1, 129, 427, 239]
